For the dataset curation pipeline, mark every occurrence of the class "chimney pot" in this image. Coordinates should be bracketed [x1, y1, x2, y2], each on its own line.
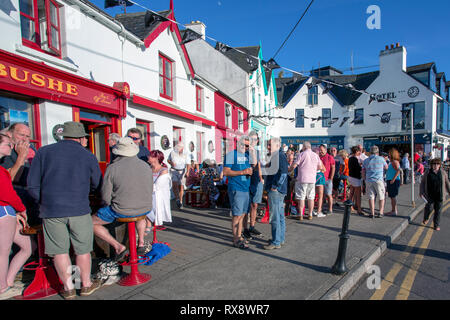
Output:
[385, 45, 389, 50]
[390, 44, 394, 49]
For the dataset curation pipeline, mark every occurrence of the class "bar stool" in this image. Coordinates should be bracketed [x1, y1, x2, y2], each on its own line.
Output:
[116, 215, 151, 286]
[14, 225, 62, 300]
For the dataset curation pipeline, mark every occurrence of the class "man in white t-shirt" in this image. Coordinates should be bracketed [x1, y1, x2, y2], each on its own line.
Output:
[358, 144, 368, 161]
[168, 142, 190, 208]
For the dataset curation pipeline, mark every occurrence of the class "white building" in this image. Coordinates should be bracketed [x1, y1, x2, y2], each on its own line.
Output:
[0, 0, 216, 173]
[274, 44, 450, 159]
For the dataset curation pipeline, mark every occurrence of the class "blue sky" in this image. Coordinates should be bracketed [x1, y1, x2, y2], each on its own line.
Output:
[90, 0, 450, 79]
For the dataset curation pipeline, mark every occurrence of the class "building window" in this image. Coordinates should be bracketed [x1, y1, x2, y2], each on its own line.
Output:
[308, 85, 318, 105]
[238, 110, 243, 132]
[437, 100, 444, 131]
[410, 71, 429, 87]
[136, 120, 152, 151]
[19, 0, 62, 57]
[159, 54, 173, 100]
[322, 108, 331, 127]
[258, 94, 261, 114]
[196, 85, 203, 112]
[354, 108, 364, 125]
[196, 131, 204, 163]
[173, 127, 183, 148]
[225, 103, 232, 128]
[0, 92, 40, 148]
[264, 99, 266, 113]
[402, 102, 425, 130]
[251, 87, 255, 114]
[295, 109, 304, 128]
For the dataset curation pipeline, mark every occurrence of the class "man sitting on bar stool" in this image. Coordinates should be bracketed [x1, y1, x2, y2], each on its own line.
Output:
[92, 137, 153, 260]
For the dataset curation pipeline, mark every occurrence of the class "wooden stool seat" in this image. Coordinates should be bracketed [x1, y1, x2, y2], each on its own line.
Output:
[117, 215, 146, 223]
[21, 225, 43, 235]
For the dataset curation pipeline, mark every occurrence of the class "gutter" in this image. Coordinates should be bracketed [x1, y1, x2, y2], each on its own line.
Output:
[67, 0, 144, 47]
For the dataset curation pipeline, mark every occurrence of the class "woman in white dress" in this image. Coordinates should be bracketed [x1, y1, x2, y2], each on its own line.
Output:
[146, 150, 172, 233]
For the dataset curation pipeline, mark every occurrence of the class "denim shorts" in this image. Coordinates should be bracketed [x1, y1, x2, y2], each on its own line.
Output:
[96, 206, 149, 223]
[0, 205, 16, 218]
[228, 190, 250, 216]
[249, 182, 264, 204]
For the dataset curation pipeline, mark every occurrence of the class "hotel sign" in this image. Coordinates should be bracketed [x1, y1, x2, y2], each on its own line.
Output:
[0, 49, 126, 117]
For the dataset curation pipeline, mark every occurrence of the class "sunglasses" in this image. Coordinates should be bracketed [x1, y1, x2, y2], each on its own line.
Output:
[128, 136, 140, 141]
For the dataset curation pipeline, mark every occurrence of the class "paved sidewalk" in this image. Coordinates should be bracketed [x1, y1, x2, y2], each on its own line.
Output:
[22, 183, 425, 300]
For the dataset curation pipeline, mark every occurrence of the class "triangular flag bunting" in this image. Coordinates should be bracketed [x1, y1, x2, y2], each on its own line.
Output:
[181, 29, 202, 45]
[145, 11, 169, 28]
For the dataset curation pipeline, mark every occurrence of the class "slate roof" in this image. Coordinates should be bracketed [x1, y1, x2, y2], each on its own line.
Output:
[275, 76, 308, 106]
[216, 45, 261, 73]
[321, 71, 380, 106]
[406, 62, 435, 74]
[114, 10, 172, 40]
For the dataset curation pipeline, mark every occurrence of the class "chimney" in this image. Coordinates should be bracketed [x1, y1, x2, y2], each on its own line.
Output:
[185, 21, 206, 40]
[379, 43, 407, 73]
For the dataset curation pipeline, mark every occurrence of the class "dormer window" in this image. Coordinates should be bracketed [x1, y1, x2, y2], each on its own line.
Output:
[19, 0, 62, 57]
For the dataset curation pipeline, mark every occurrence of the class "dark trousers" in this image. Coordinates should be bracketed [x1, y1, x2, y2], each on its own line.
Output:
[424, 199, 442, 227]
[403, 169, 410, 184]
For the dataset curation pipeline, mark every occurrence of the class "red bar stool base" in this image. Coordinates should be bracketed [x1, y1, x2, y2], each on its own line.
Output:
[14, 227, 62, 300]
[117, 216, 152, 287]
[118, 272, 151, 287]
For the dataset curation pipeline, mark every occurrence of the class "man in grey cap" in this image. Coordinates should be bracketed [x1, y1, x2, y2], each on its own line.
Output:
[27, 121, 103, 300]
[92, 137, 153, 257]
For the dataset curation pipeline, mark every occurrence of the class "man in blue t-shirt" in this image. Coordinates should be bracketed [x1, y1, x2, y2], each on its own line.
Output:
[223, 136, 252, 249]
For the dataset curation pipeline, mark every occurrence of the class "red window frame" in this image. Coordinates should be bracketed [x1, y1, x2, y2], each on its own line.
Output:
[196, 85, 203, 112]
[159, 54, 173, 100]
[173, 127, 183, 147]
[136, 119, 152, 151]
[19, 0, 62, 58]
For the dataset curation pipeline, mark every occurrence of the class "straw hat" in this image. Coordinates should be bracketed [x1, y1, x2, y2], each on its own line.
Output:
[112, 137, 139, 157]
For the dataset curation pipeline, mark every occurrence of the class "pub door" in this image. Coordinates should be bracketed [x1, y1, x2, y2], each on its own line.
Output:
[82, 122, 111, 174]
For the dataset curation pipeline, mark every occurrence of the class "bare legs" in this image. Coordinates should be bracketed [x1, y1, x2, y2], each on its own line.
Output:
[0, 217, 33, 292]
[231, 215, 245, 244]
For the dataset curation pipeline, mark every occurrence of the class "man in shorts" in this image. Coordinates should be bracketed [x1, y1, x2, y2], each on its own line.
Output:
[223, 136, 252, 249]
[92, 137, 153, 257]
[362, 146, 388, 218]
[289, 141, 321, 220]
[27, 121, 103, 300]
[242, 131, 263, 239]
[319, 145, 335, 214]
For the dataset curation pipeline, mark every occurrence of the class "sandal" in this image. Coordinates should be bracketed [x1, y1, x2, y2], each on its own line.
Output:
[233, 240, 249, 250]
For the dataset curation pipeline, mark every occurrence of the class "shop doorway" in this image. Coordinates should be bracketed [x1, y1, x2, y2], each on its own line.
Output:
[78, 110, 114, 174]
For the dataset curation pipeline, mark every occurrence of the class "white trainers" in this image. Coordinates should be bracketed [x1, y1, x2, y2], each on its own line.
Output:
[313, 211, 318, 216]
[0, 286, 23, 300]
[317, 212, 326, 218]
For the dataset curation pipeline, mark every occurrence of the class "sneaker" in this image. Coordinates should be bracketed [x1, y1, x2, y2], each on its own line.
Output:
[317, 212, 326, 218]
[60, 288, 76, 300]
[0, 286, 23, 300]
[242, 229, 252, 240]
[80, 279, 102, 297]
[249, 227, 261, 236]
[313, 211, 318, 216]
[263, 243, 281, 250]
[176, 200, 182, 209]
[103, 275, 121, 286]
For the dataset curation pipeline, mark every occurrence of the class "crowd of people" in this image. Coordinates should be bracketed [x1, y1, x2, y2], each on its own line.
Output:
[1, 121, 449, 300]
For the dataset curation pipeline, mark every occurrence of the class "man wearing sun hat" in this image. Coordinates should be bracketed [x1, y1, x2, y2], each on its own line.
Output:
[27, 121, 103, 300]
[92, 137, 153, 258]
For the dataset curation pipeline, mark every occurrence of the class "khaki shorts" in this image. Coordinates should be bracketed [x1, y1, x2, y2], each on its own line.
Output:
[43, 214, 93, 256]
[295, 182, 316, 200]
[366, 180, 386, 201]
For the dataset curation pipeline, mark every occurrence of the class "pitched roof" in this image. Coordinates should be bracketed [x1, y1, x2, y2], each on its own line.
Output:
[216, 45, 261, 73]
[321, 71, 379, 105]
[275, 76, 308, 106]
[406, 62, 435, 74]
[114, 10, 172, 40]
